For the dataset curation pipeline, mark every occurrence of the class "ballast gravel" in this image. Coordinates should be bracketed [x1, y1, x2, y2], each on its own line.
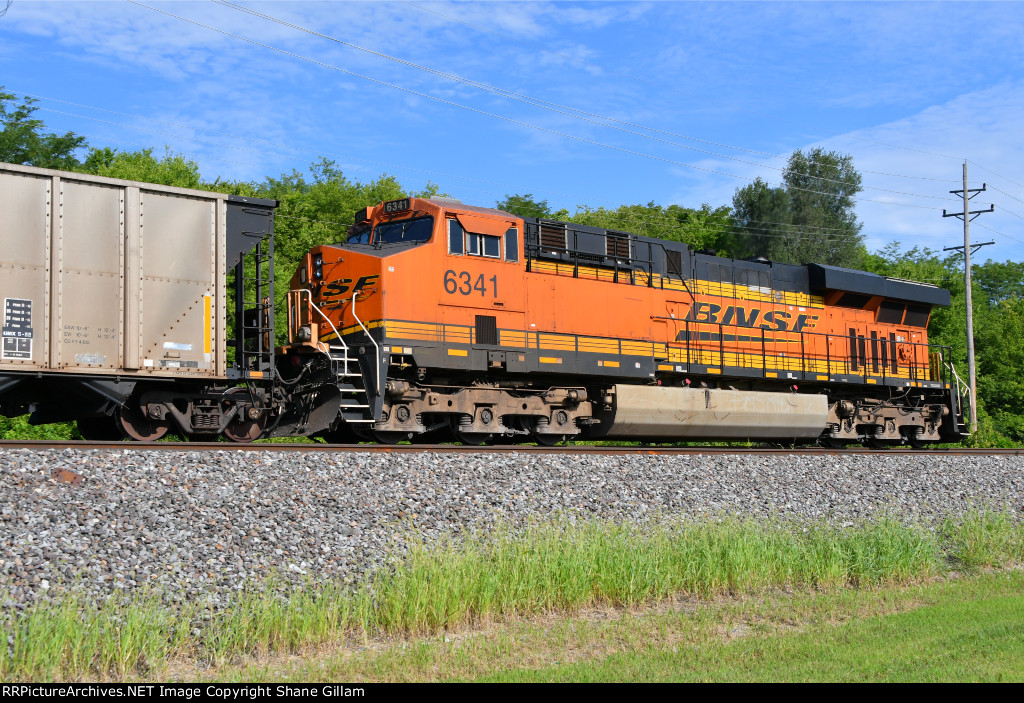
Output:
[0, 448, 1021, 607]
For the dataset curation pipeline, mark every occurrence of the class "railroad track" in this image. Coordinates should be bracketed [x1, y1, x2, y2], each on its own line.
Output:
[0, 439, 1021, 455]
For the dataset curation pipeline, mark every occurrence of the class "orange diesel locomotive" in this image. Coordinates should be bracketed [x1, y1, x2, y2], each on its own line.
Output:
[279, 196, 967, 447]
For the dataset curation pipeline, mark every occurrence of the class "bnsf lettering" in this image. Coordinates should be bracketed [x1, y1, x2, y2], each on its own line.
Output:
[682, 303, 818, 333]
[321, 275, 380, 299]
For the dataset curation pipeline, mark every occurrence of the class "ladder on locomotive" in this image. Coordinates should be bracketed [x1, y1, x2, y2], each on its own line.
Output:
[290, 288, 377, 426]
[327, 345, 375, 425]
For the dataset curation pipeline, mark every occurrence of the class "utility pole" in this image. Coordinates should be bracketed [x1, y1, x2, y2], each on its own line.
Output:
[942, 161, 994, 434]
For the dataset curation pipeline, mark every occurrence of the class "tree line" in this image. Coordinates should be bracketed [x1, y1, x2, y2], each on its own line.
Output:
[2, 89, 1022, 445]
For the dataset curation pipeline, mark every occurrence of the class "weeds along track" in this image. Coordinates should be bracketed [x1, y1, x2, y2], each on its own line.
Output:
[2, 442, 1022, 611]
[0, 440, 1021, 454]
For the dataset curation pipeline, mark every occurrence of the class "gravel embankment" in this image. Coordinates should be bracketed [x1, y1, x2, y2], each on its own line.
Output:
[1, 448, 1022, 607]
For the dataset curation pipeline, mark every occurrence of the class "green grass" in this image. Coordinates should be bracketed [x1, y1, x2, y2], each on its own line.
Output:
[479, 573, 1024, 682]
[1, 511, 1021, 681]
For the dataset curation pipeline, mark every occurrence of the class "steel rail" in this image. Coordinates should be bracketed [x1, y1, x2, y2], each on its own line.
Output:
[0, 440, 1021, 456]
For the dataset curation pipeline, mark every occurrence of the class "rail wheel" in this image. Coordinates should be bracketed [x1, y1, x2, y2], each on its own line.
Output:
[320, 423, 361, 444]
[818, 436, 848, 449]
[410, 425, 455, 444]
[370, 430, 412, 444]
[530, 417, 567, 446]
[76, 415, 123, 441]
[862, 435, 894, 450]
[221, 388, 267, 443]
[450, 415, 493, 445]
[904, 427, 928, 450]
[115, 405, 169, 442]
[531, 430, 566, 446]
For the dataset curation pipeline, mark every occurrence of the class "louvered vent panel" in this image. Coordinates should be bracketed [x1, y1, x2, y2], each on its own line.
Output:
[666, 250, 682, 277]
[606, 235, 630, 259]
[539, 222, 567, 252]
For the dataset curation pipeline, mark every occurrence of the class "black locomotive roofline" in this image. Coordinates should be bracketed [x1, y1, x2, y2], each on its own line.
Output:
[808, 264, 950, 307]
[522, 216, 951, 307]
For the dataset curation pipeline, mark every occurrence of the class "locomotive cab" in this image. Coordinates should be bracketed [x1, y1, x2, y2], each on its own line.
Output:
[277, 196, 528, 440]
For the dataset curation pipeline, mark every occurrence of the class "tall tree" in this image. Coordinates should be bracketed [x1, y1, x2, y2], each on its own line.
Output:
[0, 89, 86, 169]
[732, 148, 865, 268]
[496, 194, 553, 219]
[81, 147, 202, 188]
[571, 202, 732, 253]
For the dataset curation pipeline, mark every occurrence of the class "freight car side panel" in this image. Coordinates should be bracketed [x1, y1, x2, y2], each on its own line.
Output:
[0, 171, 49, 368]
[0, 163, 231, 379]
[54, 181, 123, 371]
[135, 191, 220, 376]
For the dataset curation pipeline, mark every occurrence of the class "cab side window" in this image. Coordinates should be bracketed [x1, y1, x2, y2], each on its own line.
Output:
[505, 227, 519, 262]
[468, 233, 501, 258]
[448, 218, 465, 255]
[449, 218, 518, 261]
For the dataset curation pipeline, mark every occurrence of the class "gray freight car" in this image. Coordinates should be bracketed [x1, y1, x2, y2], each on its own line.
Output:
[0, 162, 280, 440]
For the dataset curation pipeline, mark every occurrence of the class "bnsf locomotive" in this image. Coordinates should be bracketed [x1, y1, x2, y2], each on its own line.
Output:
[0, 162, 967, 446]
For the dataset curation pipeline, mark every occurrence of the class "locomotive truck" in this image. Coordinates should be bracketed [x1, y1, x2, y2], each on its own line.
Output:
[0, 162, 968, 446]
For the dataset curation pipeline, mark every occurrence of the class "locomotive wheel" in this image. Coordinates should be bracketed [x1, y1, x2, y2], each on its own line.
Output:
[115, 405, 169, 442]
[371, 430, 412, 444]
[531, 431, 566, 446]
[904, 427, 928, 450]
[450, 415, 494, 445]
[222, 388, 267, 443]
[452, 429, 494, 445]
[410, 425, 455, 444]
[76, 415, 123, 441]
[320, 424, 362, 444]
[818, 436, 848, 449]
[862, 435, 893, 450]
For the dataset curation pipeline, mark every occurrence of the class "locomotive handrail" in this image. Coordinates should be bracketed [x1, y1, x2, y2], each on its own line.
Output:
[351, 290, 381, 399]
[290, 288, 347, 354]
[659, 319, 944, 387]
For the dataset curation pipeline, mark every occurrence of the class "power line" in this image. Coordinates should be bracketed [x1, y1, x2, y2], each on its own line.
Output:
[989, 183, 1024, 207]
[127, 1, 959, 215]
[212, 0, 959, 204]
[26, 93, 880, 226]
[26, 99, 986, 244]
[974, 221, 1024, 246]
[401, 0, 984, 177]
[30, 104, 602, 201]
[967, 160, 1024, 190]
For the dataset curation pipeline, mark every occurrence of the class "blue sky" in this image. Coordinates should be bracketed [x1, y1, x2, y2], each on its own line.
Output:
[4, 0, 1024, 261]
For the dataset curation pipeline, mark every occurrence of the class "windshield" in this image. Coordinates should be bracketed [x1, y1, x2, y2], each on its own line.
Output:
[373, 216, 434, 245]
[346, 223, 371, 245]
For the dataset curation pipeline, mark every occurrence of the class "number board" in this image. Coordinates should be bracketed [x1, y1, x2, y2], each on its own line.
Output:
[382, 198, 410, 214]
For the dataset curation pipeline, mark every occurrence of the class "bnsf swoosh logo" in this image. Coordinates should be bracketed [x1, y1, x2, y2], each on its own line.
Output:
[320, 275, 380, 299]
[682, 302, 820, 334]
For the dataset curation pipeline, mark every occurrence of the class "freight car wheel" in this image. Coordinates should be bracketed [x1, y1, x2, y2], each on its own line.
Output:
[115, 406, 169, 442]
[221, 388, 267, 443]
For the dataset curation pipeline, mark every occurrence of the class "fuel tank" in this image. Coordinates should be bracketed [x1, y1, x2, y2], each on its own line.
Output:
[600, 384, 828, 440]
